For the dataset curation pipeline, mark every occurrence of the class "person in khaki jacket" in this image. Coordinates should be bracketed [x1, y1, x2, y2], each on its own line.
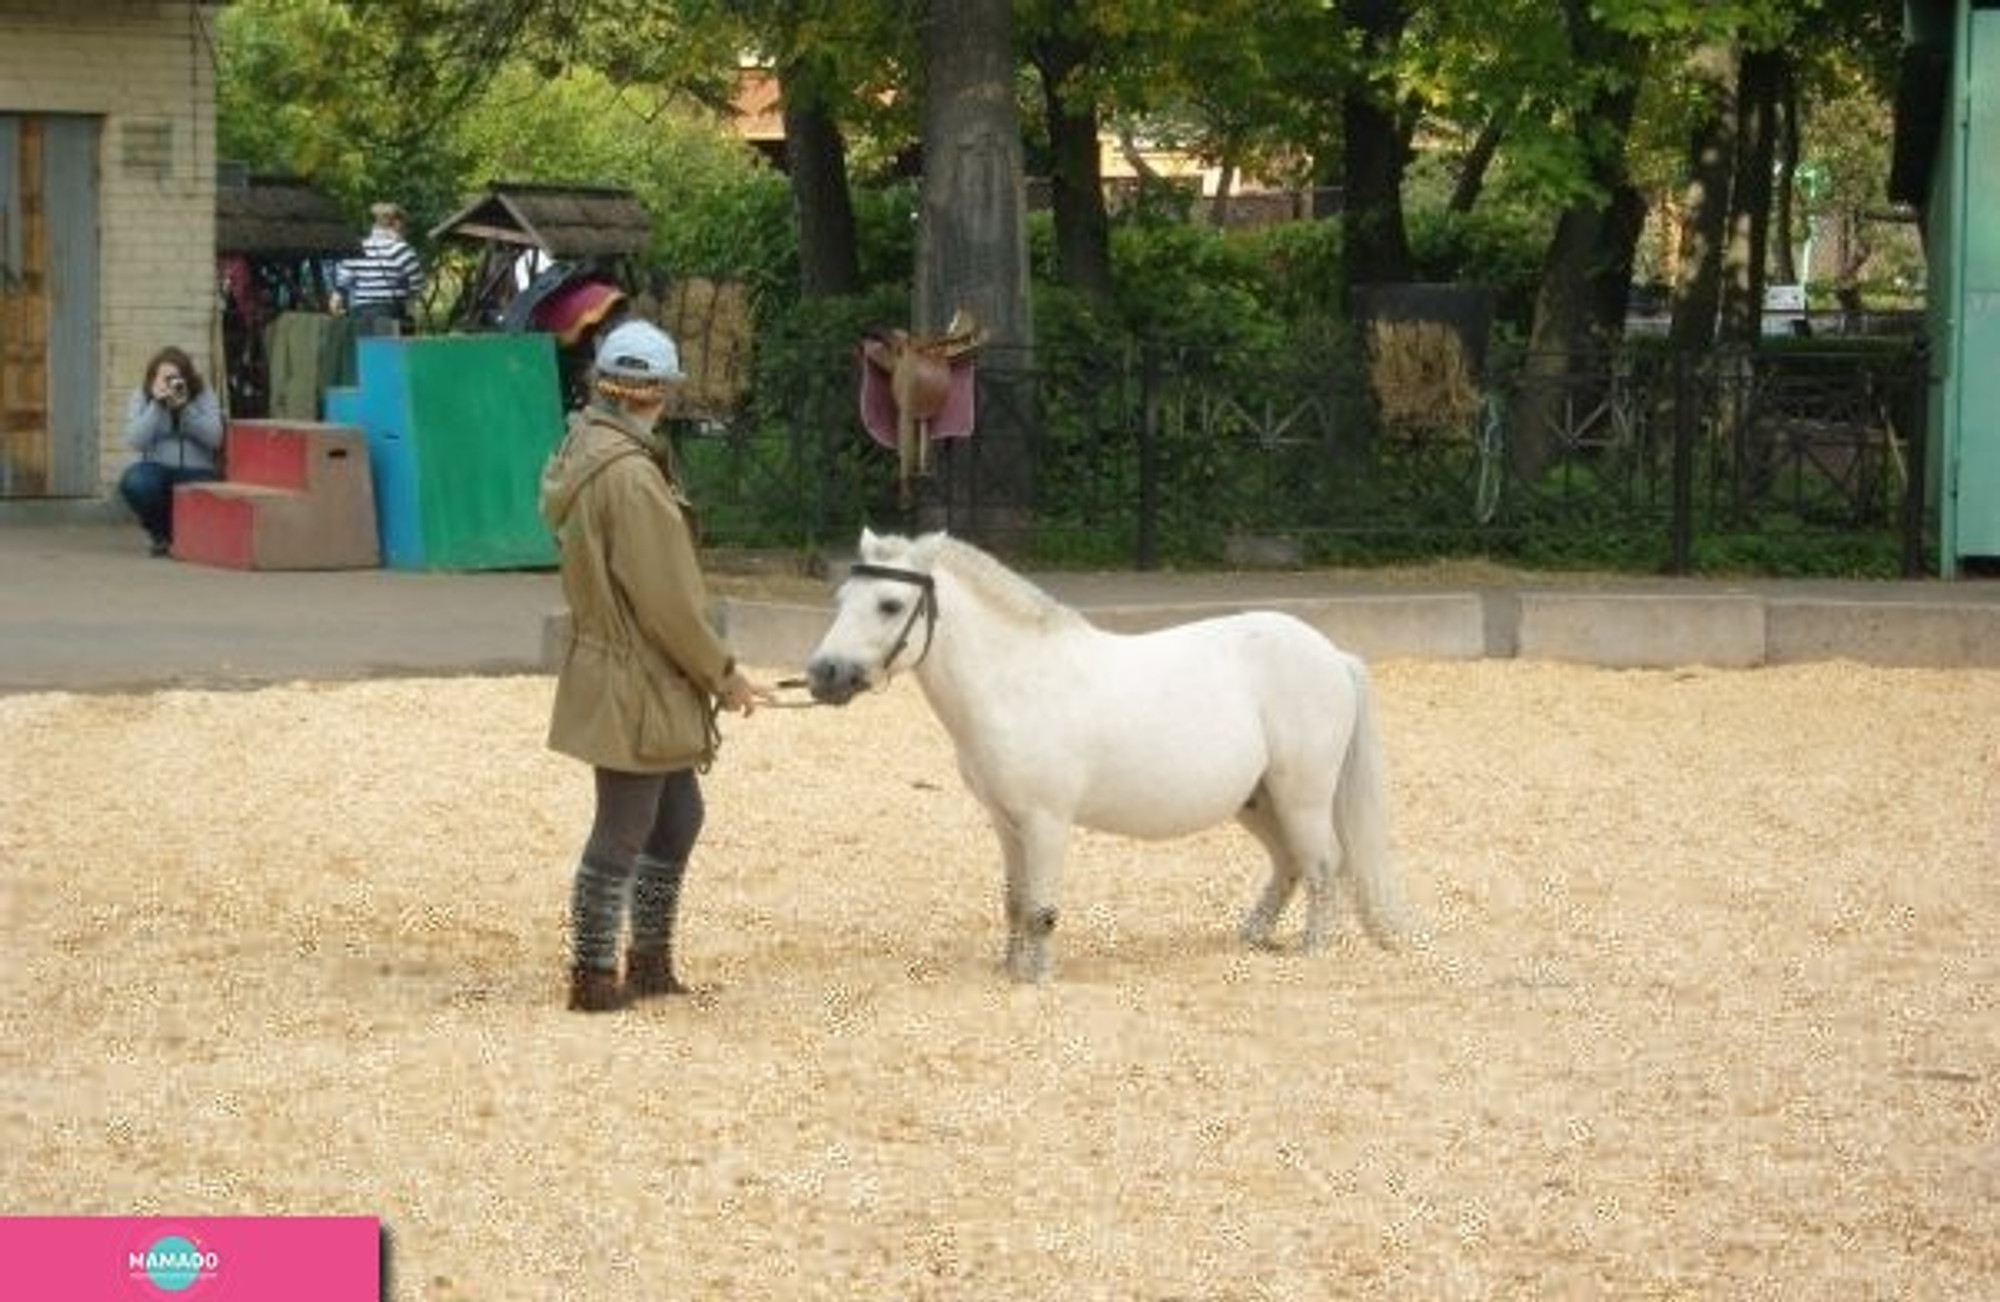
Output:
[540, 318, 770, 1012]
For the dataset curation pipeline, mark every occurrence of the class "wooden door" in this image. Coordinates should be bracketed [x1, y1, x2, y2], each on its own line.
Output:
[1, 114, 98, 498]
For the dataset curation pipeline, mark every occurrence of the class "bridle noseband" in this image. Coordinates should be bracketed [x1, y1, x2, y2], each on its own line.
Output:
[849, 561, 939, 678]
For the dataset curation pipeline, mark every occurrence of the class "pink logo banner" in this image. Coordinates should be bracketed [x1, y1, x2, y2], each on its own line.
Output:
[0, 1217, 379, 1300]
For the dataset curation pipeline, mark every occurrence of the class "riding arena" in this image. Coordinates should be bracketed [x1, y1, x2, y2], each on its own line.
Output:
[3, 548, 1993, 1297]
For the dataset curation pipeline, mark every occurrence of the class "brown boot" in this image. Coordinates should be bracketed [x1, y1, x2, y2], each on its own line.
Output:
[568, 964, 630, 1013]
[625, 949, 689, 999]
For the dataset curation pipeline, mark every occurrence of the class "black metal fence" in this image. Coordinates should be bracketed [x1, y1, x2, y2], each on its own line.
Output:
[673, 339, 1930, 575]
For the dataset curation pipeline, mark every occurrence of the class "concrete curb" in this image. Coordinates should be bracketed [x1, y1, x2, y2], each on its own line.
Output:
[683, 590, 2000, 673]
[1516, 593, 1767, 668]
[12, 512, 1992, 691]
[1084, 595, 1490, 661]
[1766, 598, 2000, 668]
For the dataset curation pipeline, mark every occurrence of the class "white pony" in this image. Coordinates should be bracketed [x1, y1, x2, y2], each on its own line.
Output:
[805, 529, 1408, 983]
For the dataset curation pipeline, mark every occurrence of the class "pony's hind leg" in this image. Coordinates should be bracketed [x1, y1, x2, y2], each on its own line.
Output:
[1235, 791, 1299, 949]
[1297, 841, 1340, 954]
[1257, 788, 1341, 954]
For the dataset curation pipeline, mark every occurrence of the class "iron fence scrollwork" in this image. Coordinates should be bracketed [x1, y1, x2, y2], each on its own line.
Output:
[674, 338, 1930, 576]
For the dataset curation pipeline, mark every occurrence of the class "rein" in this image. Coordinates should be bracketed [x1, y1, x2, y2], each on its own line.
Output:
[849, 561, 939, 679]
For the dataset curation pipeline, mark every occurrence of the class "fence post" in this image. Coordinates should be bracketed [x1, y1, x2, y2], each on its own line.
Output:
[803, 360, 829, 551]
[1137, 345, 1161, 571]
[1669, 349, 1695, 574]
[1900, 339, 1930, 577]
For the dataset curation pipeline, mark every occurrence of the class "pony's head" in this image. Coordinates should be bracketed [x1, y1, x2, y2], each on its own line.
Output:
[805, 529, 946, 705]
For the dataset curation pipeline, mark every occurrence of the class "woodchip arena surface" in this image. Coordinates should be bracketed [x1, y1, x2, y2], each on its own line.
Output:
[2, 661, 1994, 1298]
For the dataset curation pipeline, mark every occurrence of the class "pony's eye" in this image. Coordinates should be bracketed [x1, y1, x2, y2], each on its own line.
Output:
[877, 597, 906, 617]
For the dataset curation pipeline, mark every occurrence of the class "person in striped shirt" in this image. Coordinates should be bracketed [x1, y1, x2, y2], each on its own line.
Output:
[334, 201, 426, 332]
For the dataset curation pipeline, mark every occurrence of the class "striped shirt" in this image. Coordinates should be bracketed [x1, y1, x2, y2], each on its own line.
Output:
[337, 227, 426, 312]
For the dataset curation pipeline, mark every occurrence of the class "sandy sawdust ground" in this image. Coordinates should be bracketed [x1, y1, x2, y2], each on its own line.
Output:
[1, 661, 1995, 1300]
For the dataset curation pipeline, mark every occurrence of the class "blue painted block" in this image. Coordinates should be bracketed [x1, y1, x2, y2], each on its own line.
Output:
[325, 377, 424, 569]
[325, 334, 563, 570]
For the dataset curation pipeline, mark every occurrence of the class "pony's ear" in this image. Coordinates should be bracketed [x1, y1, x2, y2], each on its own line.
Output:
[858, 527, 885, 561]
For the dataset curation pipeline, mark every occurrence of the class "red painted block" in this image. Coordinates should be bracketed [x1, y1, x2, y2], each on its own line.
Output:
[171, 484, 259, 569]
[170, 423, 380, 570]
[219, 420, 322, 490]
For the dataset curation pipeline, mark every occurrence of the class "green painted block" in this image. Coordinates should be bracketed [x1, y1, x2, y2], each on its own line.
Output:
[333, 334, 563, 570]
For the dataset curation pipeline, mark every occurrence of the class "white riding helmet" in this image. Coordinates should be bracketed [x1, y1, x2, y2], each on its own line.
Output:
[593, 319, 683, 383]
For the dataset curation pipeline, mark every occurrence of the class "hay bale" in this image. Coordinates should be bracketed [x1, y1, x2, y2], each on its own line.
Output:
[1368, 319, 1482, 439]
[649, 277, 753, 419]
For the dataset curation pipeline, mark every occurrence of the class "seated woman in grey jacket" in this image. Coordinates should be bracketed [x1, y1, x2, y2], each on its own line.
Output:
[118, 346, 224, 556]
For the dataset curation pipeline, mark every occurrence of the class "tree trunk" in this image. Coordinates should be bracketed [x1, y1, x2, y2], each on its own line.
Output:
[1668, 41, 1737, 351]
[1339, 0, 1415, 293]
[916, 0, 1035, 550]
[1590, 183, 1647, 337]
[1512, 1, 1644, 478]
[1032, 32, 1113, 300]
[1832, 209, 1869, 317]
[1448, 113, 1507, 214]
[1210, 160, 1238, 227]
[1719, 47, 1783, 346]
[1772, 62, 1801, 285]
[780, 53, 860, 299]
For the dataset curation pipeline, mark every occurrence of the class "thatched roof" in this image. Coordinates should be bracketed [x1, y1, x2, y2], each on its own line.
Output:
[428, 183, 653, 258]
[216, 176, 358, 256]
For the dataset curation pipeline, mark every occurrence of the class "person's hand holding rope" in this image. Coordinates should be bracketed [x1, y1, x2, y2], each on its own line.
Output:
[719, 668, 777, 716]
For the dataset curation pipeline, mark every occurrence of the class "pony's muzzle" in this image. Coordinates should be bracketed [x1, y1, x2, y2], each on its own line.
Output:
[805, 656, 867, 706]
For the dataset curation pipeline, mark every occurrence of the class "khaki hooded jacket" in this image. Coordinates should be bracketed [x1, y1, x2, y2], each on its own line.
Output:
[539, 403, 734, 772]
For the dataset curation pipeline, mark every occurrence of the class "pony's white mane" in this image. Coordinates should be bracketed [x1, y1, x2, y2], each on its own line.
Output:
[878, 531, 1083, 633]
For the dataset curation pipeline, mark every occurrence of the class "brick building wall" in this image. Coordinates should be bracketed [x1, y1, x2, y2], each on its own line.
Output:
[0, 0, 221, 494]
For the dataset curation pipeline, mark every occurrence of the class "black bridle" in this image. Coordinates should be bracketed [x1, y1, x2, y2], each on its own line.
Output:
[849, 561, 939, 677]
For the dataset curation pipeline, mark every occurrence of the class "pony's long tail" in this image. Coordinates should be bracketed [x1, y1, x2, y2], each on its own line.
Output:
[1335, 654, 1409, 946]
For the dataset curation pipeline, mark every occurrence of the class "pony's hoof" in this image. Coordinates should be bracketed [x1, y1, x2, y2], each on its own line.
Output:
[1363, 911, 1414, 951]
[1004, 946, 1053, 984]
[1238, 916, 1281, 951]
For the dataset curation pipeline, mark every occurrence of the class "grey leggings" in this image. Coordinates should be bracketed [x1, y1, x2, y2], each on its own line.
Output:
[585, 767, 705, 868]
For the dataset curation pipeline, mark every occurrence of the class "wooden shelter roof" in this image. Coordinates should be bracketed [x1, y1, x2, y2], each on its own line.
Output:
[428, 183, 653, 258]
[216, 176, 358, 256]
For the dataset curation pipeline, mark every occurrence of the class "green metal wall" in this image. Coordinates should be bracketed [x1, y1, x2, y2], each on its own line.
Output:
[1955, 8, 2000, 560]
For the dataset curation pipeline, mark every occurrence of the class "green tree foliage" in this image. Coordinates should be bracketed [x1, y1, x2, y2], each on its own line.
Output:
[215, 0, 562, 222]
[451, 63, 781, 279]
[216, 0, 1911, 340]
[217, 0, 736, 227]
[215, 0, 440, 212]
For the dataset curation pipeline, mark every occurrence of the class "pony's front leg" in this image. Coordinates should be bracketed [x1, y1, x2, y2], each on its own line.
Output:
[993, 818, 1031, 977]
[997, 812, 1068, 983]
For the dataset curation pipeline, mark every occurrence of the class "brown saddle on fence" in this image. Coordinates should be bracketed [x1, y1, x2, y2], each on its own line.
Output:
[859, 309, 986, 505]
